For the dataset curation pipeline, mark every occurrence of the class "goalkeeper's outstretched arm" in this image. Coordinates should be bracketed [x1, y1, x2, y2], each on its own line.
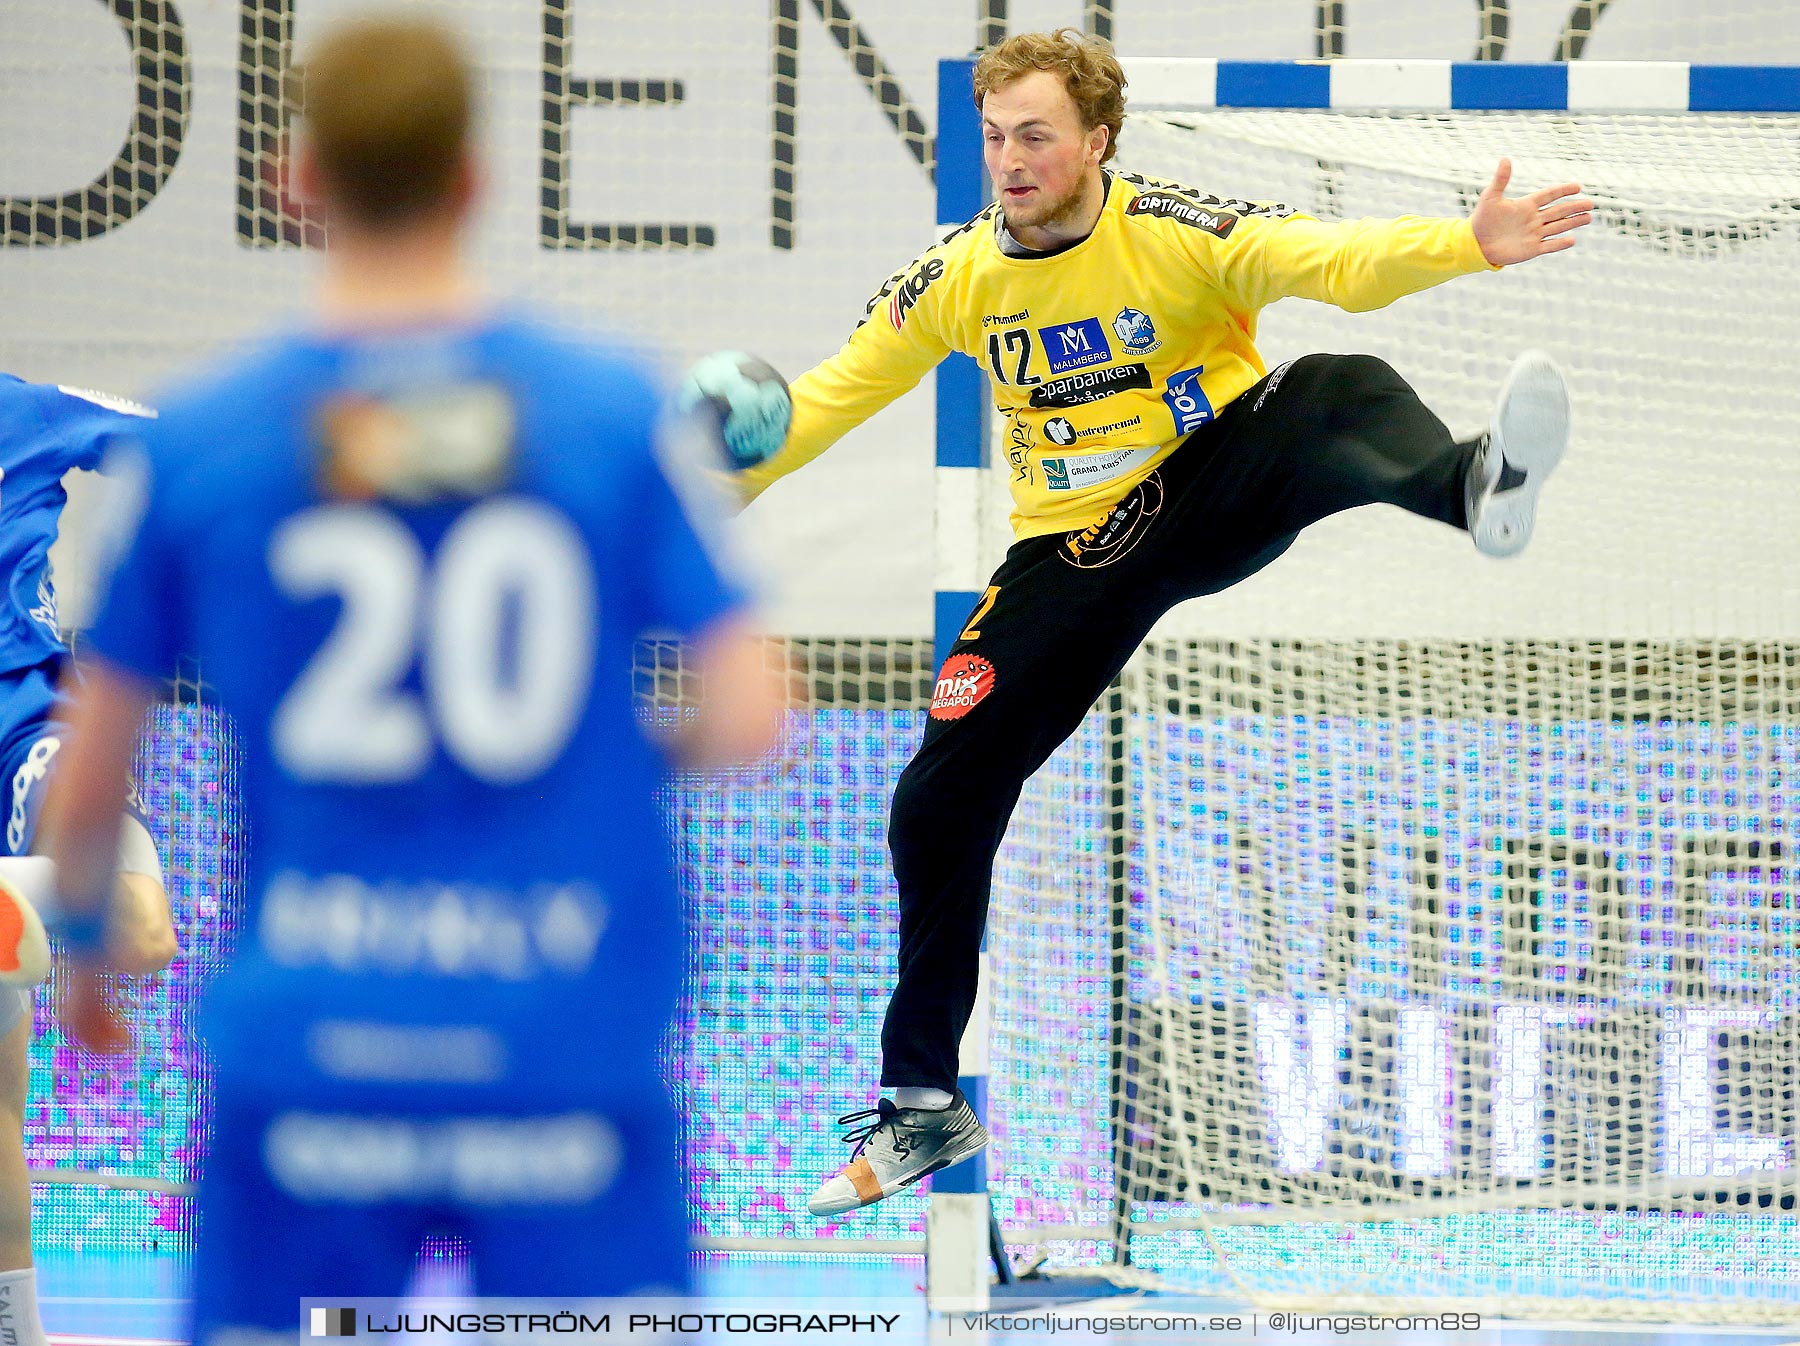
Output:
[735, 259, 955, 505]
[1203, 158, 1594, 314]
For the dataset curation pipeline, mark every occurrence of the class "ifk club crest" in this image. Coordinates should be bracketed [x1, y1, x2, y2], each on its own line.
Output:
[1113, 306, 1159, 354]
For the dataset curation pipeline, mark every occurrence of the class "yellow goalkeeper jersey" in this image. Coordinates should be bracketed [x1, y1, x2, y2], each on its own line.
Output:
[740, 170, 1497, 540]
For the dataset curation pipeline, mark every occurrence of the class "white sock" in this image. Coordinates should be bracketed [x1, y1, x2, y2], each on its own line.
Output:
[0, 1266, 49, 1346]
[893, 1087, 953, 1111]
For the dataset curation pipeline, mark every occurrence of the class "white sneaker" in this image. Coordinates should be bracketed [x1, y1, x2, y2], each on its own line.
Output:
[1466, 350, 1570, 559]
[0, 867, 51, 988]
[807, 1090, 990, 1216]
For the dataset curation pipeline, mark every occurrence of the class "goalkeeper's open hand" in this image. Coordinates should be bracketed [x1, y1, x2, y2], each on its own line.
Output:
[1470, 158, 1595, 265]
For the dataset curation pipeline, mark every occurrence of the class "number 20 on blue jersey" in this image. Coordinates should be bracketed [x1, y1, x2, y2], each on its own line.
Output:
[268, 497, 595, 786]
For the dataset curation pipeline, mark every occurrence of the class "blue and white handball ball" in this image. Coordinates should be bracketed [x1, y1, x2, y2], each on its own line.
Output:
[679, 351, 792, 471]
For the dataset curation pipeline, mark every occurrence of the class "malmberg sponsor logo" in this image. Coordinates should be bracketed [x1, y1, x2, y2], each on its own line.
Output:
[1038, 317, 1111, 373]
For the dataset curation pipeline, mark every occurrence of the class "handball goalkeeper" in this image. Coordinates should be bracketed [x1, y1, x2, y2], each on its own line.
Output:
[732, 29, 1592, 1216]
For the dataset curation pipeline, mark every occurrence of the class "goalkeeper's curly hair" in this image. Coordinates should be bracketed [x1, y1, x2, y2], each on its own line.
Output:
[972, 29, 1128, 165]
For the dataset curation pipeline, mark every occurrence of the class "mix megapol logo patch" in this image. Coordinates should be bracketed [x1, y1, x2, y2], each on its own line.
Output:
[1112, 307, 1159, 354]
[930, 653, 996, 721]
[1037, 318, 1111, 374]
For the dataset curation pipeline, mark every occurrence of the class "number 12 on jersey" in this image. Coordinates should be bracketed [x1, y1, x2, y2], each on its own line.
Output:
[269, 497, 596, 786]
[986, 330, 1041, 387]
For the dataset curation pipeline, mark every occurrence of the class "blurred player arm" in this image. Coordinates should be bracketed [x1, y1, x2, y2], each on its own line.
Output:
[668, 613, 782, 771]
[35, 669, 170, 969]
[109, 813, 177, 975]
[734, 264, 954, 505]
[46, 421, 187, 1048]
[41, 416, 179, 959]
[39, 660, 160, 1051]
[646, 417, 783, 769]
[34, 667, 144, 916]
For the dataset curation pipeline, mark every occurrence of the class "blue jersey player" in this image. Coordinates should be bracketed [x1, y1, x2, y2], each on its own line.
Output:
[0, 376, 177, 1346]
[39, 15, 777, 1338]
[0, 372, 175, 1346]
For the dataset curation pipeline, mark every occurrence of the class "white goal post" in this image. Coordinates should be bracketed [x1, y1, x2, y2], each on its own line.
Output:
[932, 56, 1800, 1321]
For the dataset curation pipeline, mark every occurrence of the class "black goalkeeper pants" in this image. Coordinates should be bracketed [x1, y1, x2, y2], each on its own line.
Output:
[881, 353, 1476, 1090]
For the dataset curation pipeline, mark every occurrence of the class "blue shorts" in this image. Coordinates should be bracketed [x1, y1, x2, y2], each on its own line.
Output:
[190, 964, 691, 1340]
[0, 660, 66, 1039]
[0, 658, 67, 860]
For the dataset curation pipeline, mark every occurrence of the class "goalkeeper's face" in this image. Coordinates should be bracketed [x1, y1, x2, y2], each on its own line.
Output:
[981, 71, 1108, 241]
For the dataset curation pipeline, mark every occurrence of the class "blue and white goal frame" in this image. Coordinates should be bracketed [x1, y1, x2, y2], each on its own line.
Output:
[926, 54, 1800, 1304]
